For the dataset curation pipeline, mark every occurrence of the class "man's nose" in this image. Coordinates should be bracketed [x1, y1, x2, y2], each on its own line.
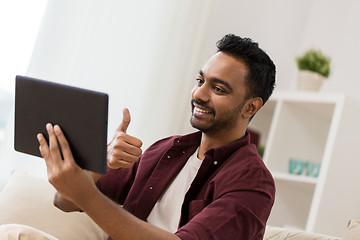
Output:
[192, 84, 210, 103]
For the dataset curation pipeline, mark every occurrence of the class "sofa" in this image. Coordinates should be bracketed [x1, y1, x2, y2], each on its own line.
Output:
[0, 171, 359, 240]
[264, 223, 360, 240]
[0, 171, 107, 240]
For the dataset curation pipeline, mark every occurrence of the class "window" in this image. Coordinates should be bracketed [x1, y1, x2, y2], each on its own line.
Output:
[0, 0, 47, 146]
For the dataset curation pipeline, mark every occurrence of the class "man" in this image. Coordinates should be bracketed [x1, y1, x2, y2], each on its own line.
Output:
[37, 34, 276, 240]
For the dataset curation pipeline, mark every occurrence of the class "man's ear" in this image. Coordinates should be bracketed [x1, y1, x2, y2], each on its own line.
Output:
[242, 97, 263, 119]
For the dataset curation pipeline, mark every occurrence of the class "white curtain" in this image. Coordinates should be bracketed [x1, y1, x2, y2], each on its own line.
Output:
[0, 0, 214, 185]
[0, 0, 48, 188]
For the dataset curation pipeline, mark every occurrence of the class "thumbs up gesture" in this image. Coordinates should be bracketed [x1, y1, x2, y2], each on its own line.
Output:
[107, 108, 143, 169]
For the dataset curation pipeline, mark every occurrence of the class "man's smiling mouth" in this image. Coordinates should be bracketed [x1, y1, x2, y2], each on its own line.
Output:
[194, 107, 212, 114]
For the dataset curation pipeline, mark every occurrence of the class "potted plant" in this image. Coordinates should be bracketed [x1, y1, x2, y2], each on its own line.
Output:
[296, 49, 331, 91]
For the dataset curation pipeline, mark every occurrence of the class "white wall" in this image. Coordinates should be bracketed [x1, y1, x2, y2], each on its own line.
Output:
[194, 0, 314, 93]
[198, 0, 360, 103]
[300, 0, 360, 100]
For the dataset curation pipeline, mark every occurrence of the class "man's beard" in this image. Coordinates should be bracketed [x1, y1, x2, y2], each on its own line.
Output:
[190, 99, 245, 134]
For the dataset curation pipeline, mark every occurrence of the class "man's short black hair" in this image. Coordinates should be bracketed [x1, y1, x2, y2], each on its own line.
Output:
[216, 34, 276, 105]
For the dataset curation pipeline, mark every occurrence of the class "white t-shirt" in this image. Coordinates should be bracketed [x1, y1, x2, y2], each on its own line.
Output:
[147, 148, 202, 233]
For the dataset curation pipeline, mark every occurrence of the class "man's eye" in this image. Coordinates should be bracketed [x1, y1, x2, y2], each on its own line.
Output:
[214, 86, 225, 93]
[196, 78, 204, 84]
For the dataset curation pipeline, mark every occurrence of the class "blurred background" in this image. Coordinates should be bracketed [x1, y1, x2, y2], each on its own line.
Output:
[1, 0, 360, 187]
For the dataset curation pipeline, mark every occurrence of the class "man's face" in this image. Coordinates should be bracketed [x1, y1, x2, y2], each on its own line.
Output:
[190, 52, 249, 135]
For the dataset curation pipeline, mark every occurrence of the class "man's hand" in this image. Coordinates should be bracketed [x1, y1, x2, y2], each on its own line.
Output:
[107, 108, 143, 169]
[37, 124, 98, 205]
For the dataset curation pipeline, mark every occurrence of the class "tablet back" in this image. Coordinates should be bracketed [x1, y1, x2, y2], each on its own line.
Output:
[14, 75, 108, 174]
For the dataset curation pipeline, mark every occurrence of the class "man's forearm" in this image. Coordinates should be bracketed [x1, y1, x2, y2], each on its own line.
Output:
[77, 187, 180, 240]
[54, 192, 82, 212]
[54, 171, 102, 212]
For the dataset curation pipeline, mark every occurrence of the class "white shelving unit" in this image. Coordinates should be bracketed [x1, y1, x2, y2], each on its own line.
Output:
[248, 91, 360, 237]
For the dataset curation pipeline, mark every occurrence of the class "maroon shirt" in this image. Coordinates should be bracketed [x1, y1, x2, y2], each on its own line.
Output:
[97, 131, 275, 240]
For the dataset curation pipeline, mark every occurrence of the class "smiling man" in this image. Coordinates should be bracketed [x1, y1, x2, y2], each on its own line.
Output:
[15, 34, 276, 240]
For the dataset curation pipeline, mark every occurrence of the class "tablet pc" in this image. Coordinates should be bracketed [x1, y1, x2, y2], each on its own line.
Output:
[14, 75, 108, 174]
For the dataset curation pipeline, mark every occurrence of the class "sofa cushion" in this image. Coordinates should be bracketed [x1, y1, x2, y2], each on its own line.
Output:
[342, 219, 360, 240]
[0, 223, 58, 240]
[0, 170, 107, 240]
[264, 226, 341, 240]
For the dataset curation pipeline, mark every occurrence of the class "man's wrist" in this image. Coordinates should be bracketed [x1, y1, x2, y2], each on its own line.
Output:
[89, 171, 103, 183]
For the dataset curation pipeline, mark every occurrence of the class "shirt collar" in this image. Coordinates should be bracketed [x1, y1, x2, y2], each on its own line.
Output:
[205, 131, 250, 164]
[174, 131, 251, 163]
[172, 131, 202, 147]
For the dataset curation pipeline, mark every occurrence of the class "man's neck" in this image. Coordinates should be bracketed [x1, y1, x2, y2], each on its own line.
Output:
[197, 129, 246, 160]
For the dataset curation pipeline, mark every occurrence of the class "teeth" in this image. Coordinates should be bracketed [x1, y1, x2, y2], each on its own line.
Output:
[195, 107, 211, 114]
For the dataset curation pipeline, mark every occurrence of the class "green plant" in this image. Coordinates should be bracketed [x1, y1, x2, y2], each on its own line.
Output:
[296, 49, 331, 78]
[257, 145, 265, 158]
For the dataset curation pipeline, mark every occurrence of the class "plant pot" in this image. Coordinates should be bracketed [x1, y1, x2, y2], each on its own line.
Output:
[297, 70, 325, 91]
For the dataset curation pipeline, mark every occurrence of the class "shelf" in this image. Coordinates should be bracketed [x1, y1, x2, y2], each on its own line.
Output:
[251, 92, 357, 236]
[265, 99, 334, 173]
[269, 176, 316, 229]
[271, 91, 345, 103]
[272, 171, 318, 185]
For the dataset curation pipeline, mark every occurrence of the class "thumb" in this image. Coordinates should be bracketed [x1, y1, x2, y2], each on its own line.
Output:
[116, 108, 131, 133]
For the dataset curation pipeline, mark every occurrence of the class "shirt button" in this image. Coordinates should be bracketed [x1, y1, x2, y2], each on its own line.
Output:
[182, 150, 186, 154]
[149, 186, 153, 190]
[213, 161, 218, 165]
[167, 155, 171, 159]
